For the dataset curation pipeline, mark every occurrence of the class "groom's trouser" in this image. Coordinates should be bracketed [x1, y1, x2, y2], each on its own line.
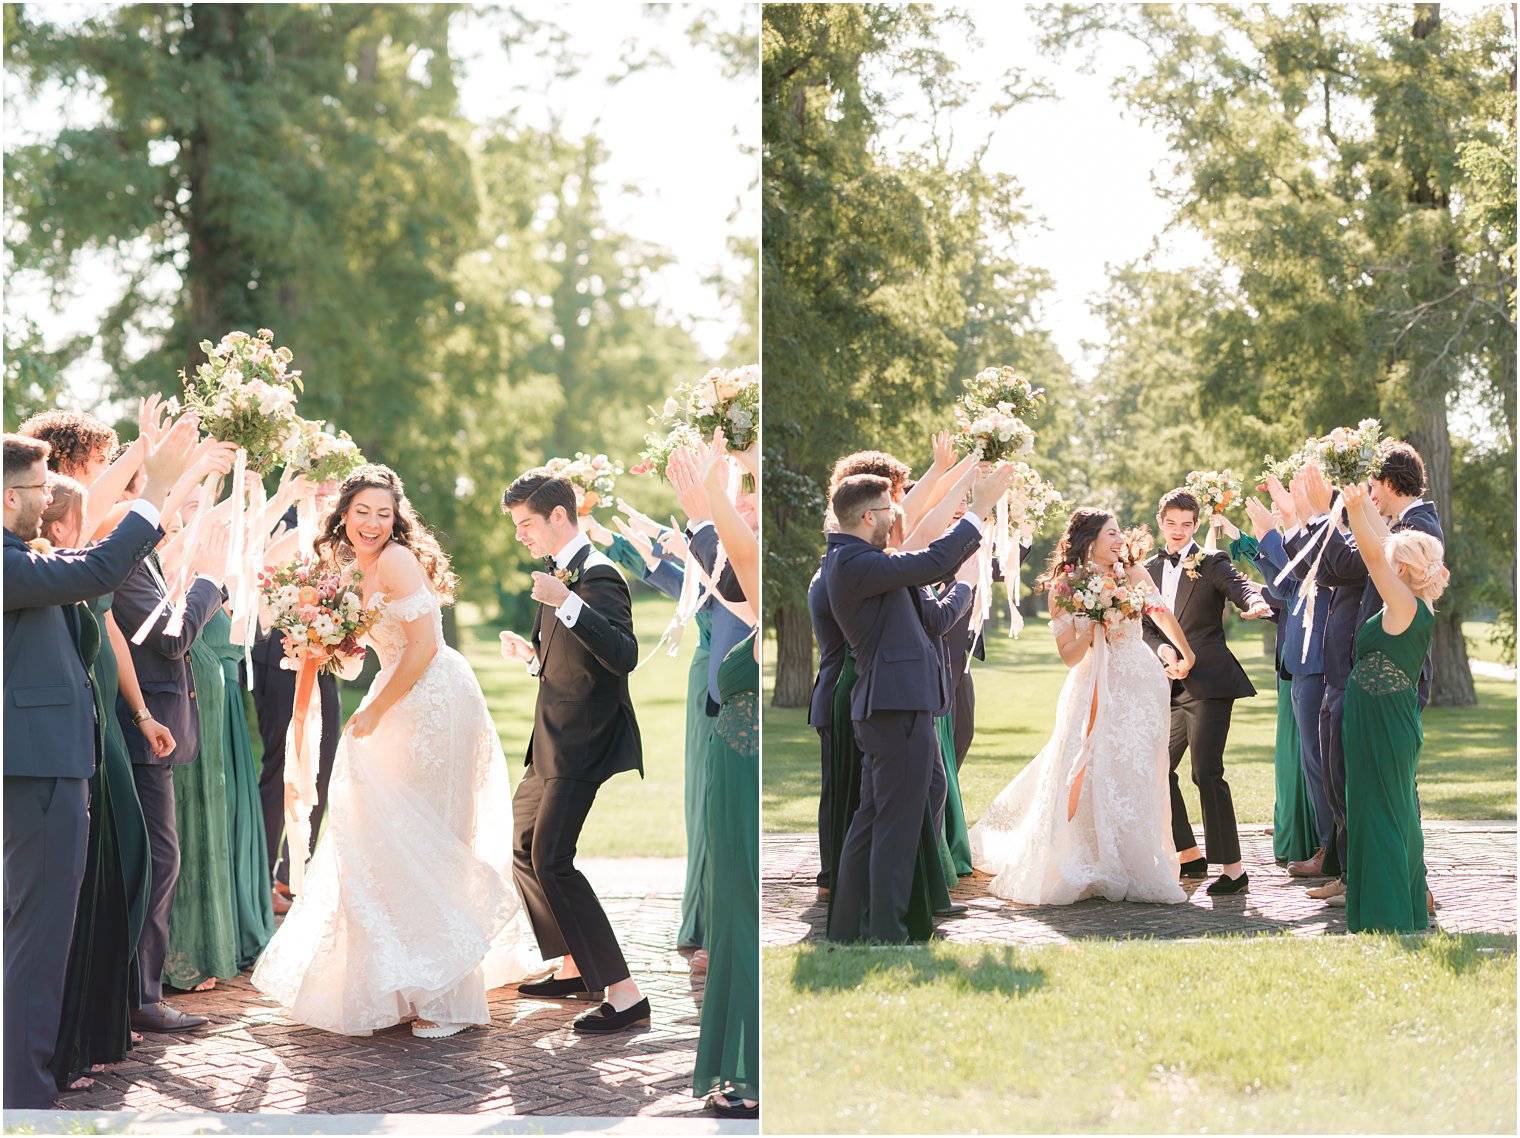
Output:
[828, 710, 936, 943]
[1289, 671, 1335, 852]
[510, 764, 630, 992]
[1166, 691, 1242, 865]
[1318, 683, 1349, 883]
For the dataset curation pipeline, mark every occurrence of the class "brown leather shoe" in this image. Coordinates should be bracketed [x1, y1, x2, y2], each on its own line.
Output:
[1287, 847, 1328, 877]
[1306, 879, 1346, 900]
[271, 887, 292, 915]
[1427, 889, 1437, 916]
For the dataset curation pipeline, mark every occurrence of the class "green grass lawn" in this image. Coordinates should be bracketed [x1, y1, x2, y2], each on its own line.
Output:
[762, 935, 1517, 1134]
[328, 591, 692, 858]
[764, 616, 1517, 832]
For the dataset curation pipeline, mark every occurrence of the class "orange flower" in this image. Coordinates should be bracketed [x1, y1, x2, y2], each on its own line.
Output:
[298, 586, 319, 605]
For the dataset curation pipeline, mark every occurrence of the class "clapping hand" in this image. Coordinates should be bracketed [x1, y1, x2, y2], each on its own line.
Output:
[499, 629, 533, 663]
[1243, 496, 1275, 540]
[969, 462, 1017, 517]
[616, 498, 665, 539]
[611, 516, 658, 565]
[930, 429, 955, 472]
[1300, 462, 1334, 515]
[667, 448, 712, 524]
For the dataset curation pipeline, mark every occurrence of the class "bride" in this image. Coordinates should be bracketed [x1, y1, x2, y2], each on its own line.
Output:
[251, 464, 541, 1037]
[969, 508, 1196, 906]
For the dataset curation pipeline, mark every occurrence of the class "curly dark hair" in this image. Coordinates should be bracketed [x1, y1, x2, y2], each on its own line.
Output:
[1374, 441, 1427, 499]
[16, 410, 118, 477]
[830, 450, 910, 494]
[1037, 508, 1153, 591]
[312, 464, 457, 602]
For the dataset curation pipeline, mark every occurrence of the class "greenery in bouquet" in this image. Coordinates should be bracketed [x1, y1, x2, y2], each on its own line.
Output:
[1257, 449, 1311, 492]
[681, 364, 760, 451]
[258, 555, 382, 674]
[182, 328, 303, 474]
[1005, 462, 1064, 540]
[631, 420, 703, 481]
[1184, 468, 1243, 516]
[964, 365, 1045, 422]
[1307, 418, 1393, 487]
[951, 403, 1036, 463]
[545, 451, 621, 512]
[1047, 561, 1163, 626]
[287, 419, 366, 483]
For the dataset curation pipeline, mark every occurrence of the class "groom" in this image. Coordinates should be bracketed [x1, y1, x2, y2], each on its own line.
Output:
[498, 469, 649, 1033]
[1142, 487, 1271, 896]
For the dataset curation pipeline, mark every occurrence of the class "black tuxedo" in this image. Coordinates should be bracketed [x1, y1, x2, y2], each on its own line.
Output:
[806, 561, 847, 889]
[510, 540, 642, 990]
[823, 518, 981, 942]
[3, 513, 161, 1108]
[110, 554, 224, 1005]
[1142, 545, 1264, 865]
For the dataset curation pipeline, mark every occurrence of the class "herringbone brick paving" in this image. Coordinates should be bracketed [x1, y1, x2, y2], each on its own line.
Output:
[61, 860, 721, 1120]
[765, 821, 1517, 945]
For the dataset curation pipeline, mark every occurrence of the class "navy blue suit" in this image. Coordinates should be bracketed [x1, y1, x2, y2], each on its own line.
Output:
[823, 518, 981, 942]
[3, 512, 161, 1108]
[110, 556, 224, 1004]
[807, 560, 847, 889]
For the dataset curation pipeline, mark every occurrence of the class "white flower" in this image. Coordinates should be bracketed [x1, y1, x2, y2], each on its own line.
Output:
[277, 585, 300, 607]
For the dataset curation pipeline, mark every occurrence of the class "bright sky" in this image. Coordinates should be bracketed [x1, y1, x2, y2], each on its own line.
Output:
[869, 4, 1211, 382]
[3, 3, 758, 409]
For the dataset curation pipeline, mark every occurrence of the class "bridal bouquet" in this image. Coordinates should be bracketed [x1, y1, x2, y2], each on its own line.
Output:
[1257, 450, 1309, 492]
[1306, 418, 1391, 486]
[259, 555, 382, 673]
[679, 364, 760, 451]
[182, 328, 303, 474]
[951, 366, 1042, 463]
[1184, 468, 1242, 516]
[286, 419, 366, 483]
[1005, 462, 1064, 543]
[546, 451, 621, 514]
[1048, 562, 1164, 626]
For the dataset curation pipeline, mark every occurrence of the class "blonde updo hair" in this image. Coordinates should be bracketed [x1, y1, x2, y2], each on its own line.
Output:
[1386, 531, 1449, 603]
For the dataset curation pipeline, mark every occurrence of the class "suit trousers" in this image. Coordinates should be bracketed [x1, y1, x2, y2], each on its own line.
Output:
[1166, 690, 1242, 866]
[815, 727, 832, 889]
[510, 764, 630, 992]
[828, 710, 937, 944]
[1289, 672, 1336, 854]
[951, 671, 975, 772]
[1319, 683, 1349, 882]
[131, 764, 179, 1004]
[252, 660, 339, 886]
[3, 775, 88, 1108]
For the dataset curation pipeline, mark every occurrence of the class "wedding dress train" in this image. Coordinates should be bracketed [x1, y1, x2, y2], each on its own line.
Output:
[968, 611, 1185, 906]
[251, 587, 541, 1033]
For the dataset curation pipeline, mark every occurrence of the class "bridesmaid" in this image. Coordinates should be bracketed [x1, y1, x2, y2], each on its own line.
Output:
[1338, 483, 1448, 934]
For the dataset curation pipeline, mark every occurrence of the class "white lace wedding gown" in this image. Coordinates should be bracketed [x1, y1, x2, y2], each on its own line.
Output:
[968, 610, 1186, 906]
[251, 587, 542, 1034]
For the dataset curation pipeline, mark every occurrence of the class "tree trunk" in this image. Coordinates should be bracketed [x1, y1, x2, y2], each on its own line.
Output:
[771, 600, 814, 707]
[1408, 394, 1478, 707]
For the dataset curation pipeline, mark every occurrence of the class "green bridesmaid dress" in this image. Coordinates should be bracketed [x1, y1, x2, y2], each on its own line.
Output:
[163, 610, 239, 988]
[209, 618, 275, 967]
[50, 598, 146, 1087]
[937, 713, 973, 876]
[1343, 600, 1433, 934]
[679, 612, 715, 949]
[1270, 677, 1319, 864]
[693, 630, 759, 1102]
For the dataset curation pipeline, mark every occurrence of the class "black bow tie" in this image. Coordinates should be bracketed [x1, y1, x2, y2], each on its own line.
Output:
[543, 556, 556, 570]
[1162, 551, 1182, 567]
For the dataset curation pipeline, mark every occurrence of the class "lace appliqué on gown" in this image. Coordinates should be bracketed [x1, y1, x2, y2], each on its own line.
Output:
[251, 587, 542, 1034]
[968, 612, 1184, 906]
[1349, 650, 1414, 698]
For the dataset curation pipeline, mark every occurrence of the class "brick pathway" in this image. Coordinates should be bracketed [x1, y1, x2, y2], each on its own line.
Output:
[34, 858, 755, 1133]
[765, 821, 1517, 945]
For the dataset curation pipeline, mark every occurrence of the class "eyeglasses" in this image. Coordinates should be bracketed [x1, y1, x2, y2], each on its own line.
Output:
[9, 483, 48, 491]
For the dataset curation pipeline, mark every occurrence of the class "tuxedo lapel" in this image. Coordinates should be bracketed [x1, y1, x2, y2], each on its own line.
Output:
[537, 544, 593, 671]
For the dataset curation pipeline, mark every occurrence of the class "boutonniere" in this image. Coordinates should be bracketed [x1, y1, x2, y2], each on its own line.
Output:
[553, 566, 581, 587]
[1180, 551, 1205, 580]
[27, 538, 54, 555]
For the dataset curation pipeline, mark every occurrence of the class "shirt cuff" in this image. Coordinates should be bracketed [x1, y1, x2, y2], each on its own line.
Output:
[960, 514, 984, 534]
[555, 592, 584, 627]
[527, 654, 541, 677]
[194, 573, 221, 589]
[686, 519, 714, 535]
[127, 499, 162, 529]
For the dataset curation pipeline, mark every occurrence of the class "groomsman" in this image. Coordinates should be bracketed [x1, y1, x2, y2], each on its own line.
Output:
[1142, 488, 1271, 896]
[806, 557, 846, 901]
[824, 466, 1009, 942]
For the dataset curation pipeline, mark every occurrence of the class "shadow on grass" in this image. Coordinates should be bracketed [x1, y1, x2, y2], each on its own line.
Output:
[1393, 931, 1519, 974]
[788, 941, 1046, 997]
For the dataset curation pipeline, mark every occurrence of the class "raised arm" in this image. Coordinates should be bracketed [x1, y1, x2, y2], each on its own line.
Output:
[900, 455, 976, 552]
[3, 511, 161, 611]
[1341, 483, 1418, 634]
[899, 430, 957, 535]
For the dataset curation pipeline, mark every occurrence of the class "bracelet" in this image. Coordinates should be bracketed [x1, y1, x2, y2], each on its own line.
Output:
[131, 707, 153, 726]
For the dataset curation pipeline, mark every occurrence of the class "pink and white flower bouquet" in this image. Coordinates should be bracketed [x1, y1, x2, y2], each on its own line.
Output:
[1306, 418, 1392, 486]
[1005, 462, 1064, 543]
[287, 419, 366, 483]
[1184, 468, 1243, 516]
[258, 555, 382, 673]
[182, 328, 303, 474]
[545, 451, 622, 514]
[1048, 561, 1165, 627]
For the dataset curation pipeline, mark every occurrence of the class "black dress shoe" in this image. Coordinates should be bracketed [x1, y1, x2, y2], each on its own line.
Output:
[572, 997, 651, 1034]
[709, 1093, 760, 1119]
[518, 976, 604, 1000]
[130, 1001, 208, 1032]
[1205, 871, 1249, 896]
[933, 902, 969, 917]
[1179, 857, 1209, 879]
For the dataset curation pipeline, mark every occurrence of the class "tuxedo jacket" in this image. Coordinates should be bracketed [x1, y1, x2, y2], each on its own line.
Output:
[3, 514, 162, 778]
[823, 518, 982, 723]
[112, 555, 225, 766]
[1253, 528, 1328, 678]
[527, 544, 643, 784]
[806, 559, 847, 729]
[1142, 547, 1263, 702]
[921, 582, 974, 711]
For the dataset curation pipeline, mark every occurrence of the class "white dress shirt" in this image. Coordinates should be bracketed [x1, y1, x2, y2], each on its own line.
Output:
[526, 532, 591, 676]
[1160, 540, 1197, 613]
